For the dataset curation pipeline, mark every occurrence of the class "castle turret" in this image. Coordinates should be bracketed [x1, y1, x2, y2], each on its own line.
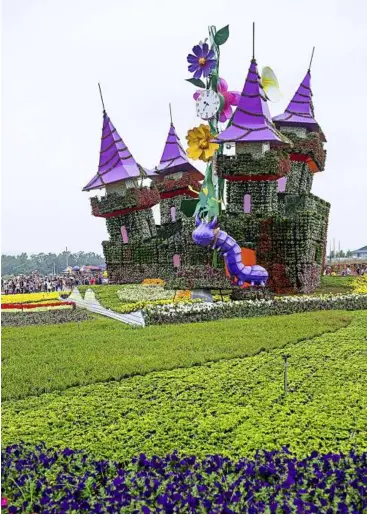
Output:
[152, 121, 203, 225]
[83, 110, 159, 282]
[214, 58, 292, 216]
[273, 68, 327, 194]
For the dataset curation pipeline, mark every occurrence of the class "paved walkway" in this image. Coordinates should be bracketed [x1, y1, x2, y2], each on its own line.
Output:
[65, 288, 145, 327]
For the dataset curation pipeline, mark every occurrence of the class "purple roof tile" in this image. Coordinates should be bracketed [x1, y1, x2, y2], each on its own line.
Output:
[83, 113, 141, 191]
[150, 123, 204, 179]
[213, 59, 290, 145]
[273, 70, 325, 140]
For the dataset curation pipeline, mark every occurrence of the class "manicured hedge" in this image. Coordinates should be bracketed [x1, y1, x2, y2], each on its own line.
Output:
[2, 443, 366, 514]
[143, 294, 367, 325]
[1, 309, 89, 327]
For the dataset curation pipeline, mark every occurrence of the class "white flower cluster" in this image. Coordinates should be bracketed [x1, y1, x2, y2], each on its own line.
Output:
[117, 285, 175, 303]
[142, 293, 367, 325]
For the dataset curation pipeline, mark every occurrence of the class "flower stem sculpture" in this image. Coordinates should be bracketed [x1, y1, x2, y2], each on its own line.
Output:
[185, 25, 268, 286]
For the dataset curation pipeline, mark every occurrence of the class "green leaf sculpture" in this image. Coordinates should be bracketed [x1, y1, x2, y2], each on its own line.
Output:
[214, 25, 229, 46]
[186, 78, 206, 88]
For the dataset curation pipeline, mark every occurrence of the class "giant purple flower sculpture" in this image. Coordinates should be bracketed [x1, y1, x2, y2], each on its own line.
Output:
[194, 78, 240, 122]
[187, 43, 216, 79]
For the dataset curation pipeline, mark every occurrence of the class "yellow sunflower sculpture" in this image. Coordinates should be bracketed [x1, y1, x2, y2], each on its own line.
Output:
[186, 124, 219, 162]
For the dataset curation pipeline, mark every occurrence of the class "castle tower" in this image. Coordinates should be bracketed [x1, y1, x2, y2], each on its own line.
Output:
[148, 120, 205, 271]
[254, 63, 330, 293]
[83, 110, 160, 282]
[273, 68, 327, 195]
[152, 121, 204, 225]
[214, 58, 292, 217]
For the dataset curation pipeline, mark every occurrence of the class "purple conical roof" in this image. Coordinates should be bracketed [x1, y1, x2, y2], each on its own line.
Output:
[213, 59, 289, 145]
[83, 112, 142, 191]
[151, 123, 204, 179]
[273, 70, 325, 140]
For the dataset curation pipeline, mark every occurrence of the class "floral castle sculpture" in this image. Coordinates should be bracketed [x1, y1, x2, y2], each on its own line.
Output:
[83, 26, 329, 294]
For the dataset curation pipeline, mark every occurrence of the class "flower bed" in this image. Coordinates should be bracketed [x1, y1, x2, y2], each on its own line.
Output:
[1, 301, 74, 311]
[117, 285, 176, 303]
[1, 309, 89, 327]
[143, 293, 367, 325]
[352, 275, 367, 294]
[0, 292, 70, 304]
[216, 150, 291, 180]
[90, 187, 160, 218]
[142, 278, 166, 286]
[2, 443, 366, 514]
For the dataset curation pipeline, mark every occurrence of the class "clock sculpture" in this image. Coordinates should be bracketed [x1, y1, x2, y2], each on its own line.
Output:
[196, 90, 221, 120]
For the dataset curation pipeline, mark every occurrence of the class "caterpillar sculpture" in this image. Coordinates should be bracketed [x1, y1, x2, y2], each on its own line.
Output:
[192, 215, 268, 286]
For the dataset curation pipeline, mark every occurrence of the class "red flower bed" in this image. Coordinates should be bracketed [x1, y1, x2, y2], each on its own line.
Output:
[1, 301, 75, 310]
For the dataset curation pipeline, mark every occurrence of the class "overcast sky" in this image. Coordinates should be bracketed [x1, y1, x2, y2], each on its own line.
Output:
[2, 0, 366, 256]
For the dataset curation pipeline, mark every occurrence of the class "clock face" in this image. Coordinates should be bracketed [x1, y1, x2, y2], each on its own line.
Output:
[196, 90, 220, 120]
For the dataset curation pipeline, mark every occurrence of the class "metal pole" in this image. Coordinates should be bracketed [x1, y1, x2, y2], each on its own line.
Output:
[308, 46, 315, 71]
[169, 103, 173, 125]
[98, 83, 106, 113]
[283, 354, 290, 395]
[252, 22, 255, 60]
[66, 247, 69, 269]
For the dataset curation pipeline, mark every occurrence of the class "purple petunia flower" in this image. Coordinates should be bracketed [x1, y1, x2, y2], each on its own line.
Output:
[187, 43, 216, 79]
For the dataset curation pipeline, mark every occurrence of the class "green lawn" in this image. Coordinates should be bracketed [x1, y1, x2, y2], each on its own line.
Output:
[2, 311, 366, 461]
[314, 275, 354, 294]
[1, 311, 352, 401]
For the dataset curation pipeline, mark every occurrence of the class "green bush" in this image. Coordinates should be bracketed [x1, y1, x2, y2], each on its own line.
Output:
[2, 311, 365, 461]
[1, 312, 351, 401]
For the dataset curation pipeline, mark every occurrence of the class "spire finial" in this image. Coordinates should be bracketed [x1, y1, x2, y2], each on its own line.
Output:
[308, 47, 315, 71]
[98, 83, 106, 113]
[252, 22, 255, 60]
[169, 103, 173, 125]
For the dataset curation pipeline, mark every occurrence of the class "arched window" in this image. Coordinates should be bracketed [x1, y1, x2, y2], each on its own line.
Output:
[170, 206, 176, 222]
[243, 194, 251, 213]
[173, 254, 181, 268]
[121, 226, 129, 243]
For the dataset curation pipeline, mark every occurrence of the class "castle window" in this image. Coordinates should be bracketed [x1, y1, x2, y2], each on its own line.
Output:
[170, 206, 176, 222]
[277, 176, 287, 193]
[243, 194, 251, 213]
[173, 254, 181, 268]
[121, 225, 129, 243]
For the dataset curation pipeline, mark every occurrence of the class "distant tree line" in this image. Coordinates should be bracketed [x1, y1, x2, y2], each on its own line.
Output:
[328, 249, 354, 259]
[1, 251, 104, 276]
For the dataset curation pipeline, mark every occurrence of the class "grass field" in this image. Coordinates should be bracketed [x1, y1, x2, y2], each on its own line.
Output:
[2, 311, 366, 462]
[315, 275, 354, 294]
[1, 311, 352, 401]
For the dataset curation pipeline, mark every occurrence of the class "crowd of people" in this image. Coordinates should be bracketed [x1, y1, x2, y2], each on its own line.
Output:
[1, 271, 107, 295]
[324, 263, 367, 276]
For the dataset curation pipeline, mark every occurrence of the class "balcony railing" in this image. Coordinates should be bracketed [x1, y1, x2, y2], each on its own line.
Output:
[90, 187, 160, 218]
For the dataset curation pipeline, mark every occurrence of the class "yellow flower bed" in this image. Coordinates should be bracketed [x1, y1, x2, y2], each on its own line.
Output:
[141, 278, 166, 286]
[352, 275, 367, 294]
[3, 305, 73, 313]
[1, 292, 70, 304]
[175, 290, 191, 300]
